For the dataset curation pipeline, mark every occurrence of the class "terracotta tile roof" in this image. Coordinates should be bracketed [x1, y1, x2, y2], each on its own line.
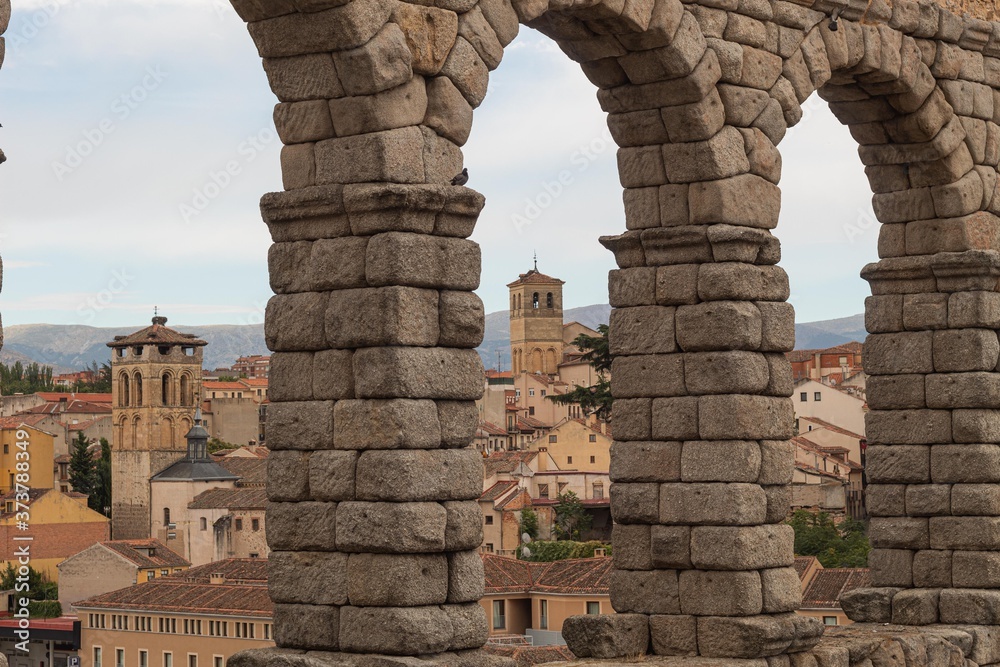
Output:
[801, 568, 871, 609]
[478, 421, 508, 437]
[483, 554, 611, 595]
[794, 556, 820, 581]
[218, 457, 267, 486]
[786, 350, 816, 363]
[188, 487, 267, 510]
[496, 489, 533, 511]
[799, 417, 864, 440]
[482, 553, 534, 593]
[0, 414, 50, 430]
[506, 269, 565, 287]
[484, 451, 538, 478]
[102, 539, 191, 569]
[204, 381, 251, 391]
[516, 417, 550, 431]
[73, 579, 271, 617]
[108, 317, 207, 348]
[27, 401, 112, 415]
[532, 556, 611, 594]
[172, 558, 268, 584]
[36, 392, 112, 403]
[68, 417, 111, 432]
[480, 480, 520, 503]
[483, 645, 576, 666]
[241, 378, 269, 388]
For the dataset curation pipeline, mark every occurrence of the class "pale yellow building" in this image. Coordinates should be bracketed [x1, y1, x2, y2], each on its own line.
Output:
[530, 418, 611, 473]
[0, 488, 109, 580]
[76, 559, 273, 667]
[0, 420, 55, 494]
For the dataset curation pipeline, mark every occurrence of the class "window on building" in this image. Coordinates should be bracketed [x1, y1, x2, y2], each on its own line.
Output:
[116, 649, 125, 667]
[164, 654, 172, 667]
[590, 456, 596, 464]
[250, 552, 260, 558]
[485, 515, 493, 525]
[593, 484, 604, 500]
[823, 616, 838, 626]
[235, 518, 243, 531]
[184, 620, 190, 635]
[540, 390, 546, 397]
[252, 518, 260, 531]
[94, 647, 102, 667]
[539, 600, 548, 630]
[528, 407, 535, 416]
[214, 658, 223, 667]
[2, 444, 7, 454]
[567, 456, 573, 464]
[546, 292, 553, 308]
[532, 293, 539, 309]
[589, 434, 597, 443]
[814, 392, 822, 401]
[264, 624, 271, 640]
[148, 571, 155, 580]
[586, 601, 600, 615]
[163, 508, 171, 527]
[139, 651, 148, 667]
[839, 356, 847, 365]
[484, 543, 494, 552]
[800, 392, 807, 401]
[549, 435, 557, 443]
[200, 517, 207, 531]
[528, 389, 535, 397]
[492, 600, 506, 630]
[188, 656, 197, 667]
[538, 484, 549, 498]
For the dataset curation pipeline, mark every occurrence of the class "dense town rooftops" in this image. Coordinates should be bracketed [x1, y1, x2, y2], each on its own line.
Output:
[188, 487, 267, 510]
[218, 457, 267, 486]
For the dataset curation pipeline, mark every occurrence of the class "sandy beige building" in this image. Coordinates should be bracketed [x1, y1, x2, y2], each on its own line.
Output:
[529, 418, 611, 473]
[76, 559, 273, 667]
[480, 553, 611, 646]
[58, 539, 191, 613]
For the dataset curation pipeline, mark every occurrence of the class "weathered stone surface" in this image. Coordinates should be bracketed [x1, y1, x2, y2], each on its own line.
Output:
[339, 606, 453, 654]
[346, 553, 448, 606]
[267, 502, 338, 551]
[660, 482, 767, 525]
[391, 3, 458, 76]
[336, 501, 447, 553]
[447, 549, 485, 603]
[269, 551, 349, 605]
[680, 439, 762, 482]
[609, 306, 677, 356]
[355, 450, 481, 501]
[684, 351, 769, 396]
[680, 570, 763, 616]
[689, 524, 794, 570]
[326, 286, 439, 348]
[334, 399, 441, 450]
[332, 23, 413, 97]
[273, 604, 340, 650]
[308, 450, 358, 501]
[651, 525, 692, 569]
[268, 401, 336, 451]
[353, 347, 483, 400]
[610, 569, 680, 614]
[649, 614, 698, 656]
[611, 441, 682, 482]
[268, 450, 312, 501]
[562, 614, 651, 659]
[839, 587, 899, 623]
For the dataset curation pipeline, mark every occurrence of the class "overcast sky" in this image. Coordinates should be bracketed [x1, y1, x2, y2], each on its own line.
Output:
[0, 0, 879, 329]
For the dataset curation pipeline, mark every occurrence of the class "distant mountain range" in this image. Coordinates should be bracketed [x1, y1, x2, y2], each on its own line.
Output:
[0, 309, 867, 374]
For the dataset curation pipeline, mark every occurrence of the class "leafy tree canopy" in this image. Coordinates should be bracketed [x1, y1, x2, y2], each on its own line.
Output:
[548, 325, 613, 421]
[787, 510, 870, 568]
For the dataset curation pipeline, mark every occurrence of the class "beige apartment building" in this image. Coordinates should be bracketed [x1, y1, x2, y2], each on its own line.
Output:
[76, 559, 273, 667]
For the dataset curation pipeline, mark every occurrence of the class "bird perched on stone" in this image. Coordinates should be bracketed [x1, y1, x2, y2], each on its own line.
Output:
[451, 168, 469, 186]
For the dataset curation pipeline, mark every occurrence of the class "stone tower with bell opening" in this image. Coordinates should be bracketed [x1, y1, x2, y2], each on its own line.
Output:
[107, 315, 207, 539]
[508, 263, 565, 376]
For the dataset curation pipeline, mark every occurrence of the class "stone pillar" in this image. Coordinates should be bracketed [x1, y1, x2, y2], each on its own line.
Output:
[566, 198, 823, 658]
[254, 181, 515, 664]
[847, 248, 1000, 625]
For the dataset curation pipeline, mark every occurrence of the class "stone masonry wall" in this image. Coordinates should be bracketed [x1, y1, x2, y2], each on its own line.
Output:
[225, 0, 1000, 663]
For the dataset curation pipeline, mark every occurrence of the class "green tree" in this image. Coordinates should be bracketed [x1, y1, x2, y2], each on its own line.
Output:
[517, 540, 612, 562]
[1, 563, 58, 602]
[548, 325, 613, 420]
[553, 491, 593, 541]
[208, 437, 240, 454]
[519, 507, 539, 541]
[787, 510, 870, 568]
[68, 431, 95, 499]
[91, 438, 112, 515]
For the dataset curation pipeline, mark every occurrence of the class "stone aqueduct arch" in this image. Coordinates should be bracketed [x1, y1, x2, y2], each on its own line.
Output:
[221, 0, 1000, 662]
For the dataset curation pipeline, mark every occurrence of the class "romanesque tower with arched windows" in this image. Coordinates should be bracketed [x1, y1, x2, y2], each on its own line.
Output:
[508, 265, 565, 376]
[108, 315, 206, 539]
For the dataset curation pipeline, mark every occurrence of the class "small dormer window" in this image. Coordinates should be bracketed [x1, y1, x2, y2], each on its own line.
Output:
[159, 346, 170, 356]
[133, 346, 143, 356]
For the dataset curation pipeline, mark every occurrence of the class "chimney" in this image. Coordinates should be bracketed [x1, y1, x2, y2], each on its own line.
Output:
[210, 573, 226, 585]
